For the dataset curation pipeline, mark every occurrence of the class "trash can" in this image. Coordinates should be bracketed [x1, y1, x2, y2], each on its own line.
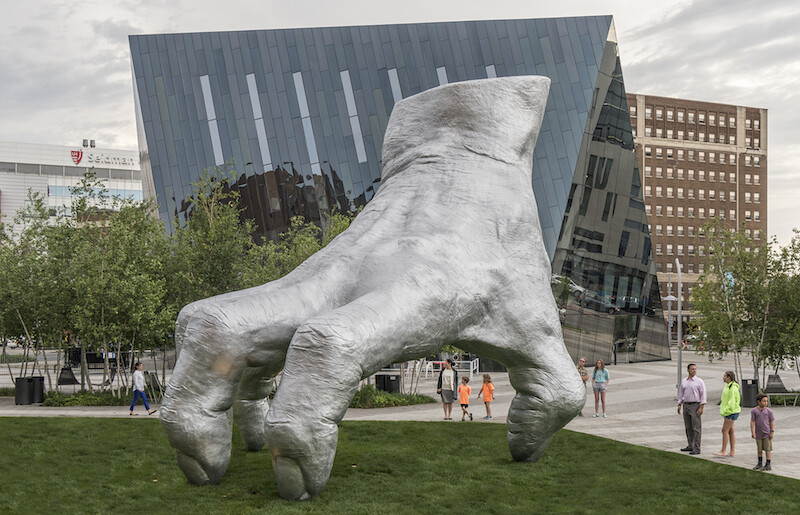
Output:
[31, 376, 45, 403]
[741, 379, 759, 407]
[14, 377, 33, 405]
[375, 374, 401, 393]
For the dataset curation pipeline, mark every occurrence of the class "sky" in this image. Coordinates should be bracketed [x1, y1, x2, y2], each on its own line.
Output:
[1, 0, 798, 245]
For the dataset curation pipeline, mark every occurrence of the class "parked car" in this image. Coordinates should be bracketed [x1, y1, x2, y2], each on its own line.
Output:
[551, 274, 587, 295]
[578, 291, 620, 314]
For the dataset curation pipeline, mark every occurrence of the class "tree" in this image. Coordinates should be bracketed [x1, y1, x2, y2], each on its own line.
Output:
[691, 219, 774, 383]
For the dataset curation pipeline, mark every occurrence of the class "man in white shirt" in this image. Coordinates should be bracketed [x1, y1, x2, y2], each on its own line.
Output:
[677, 363, 706, 454]
[130, 362, 157, 416]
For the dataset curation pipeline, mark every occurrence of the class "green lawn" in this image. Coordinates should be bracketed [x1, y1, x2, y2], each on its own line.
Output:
[0, 419, 796, 514]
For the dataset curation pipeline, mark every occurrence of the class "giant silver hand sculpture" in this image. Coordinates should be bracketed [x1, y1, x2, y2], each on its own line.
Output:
[161, 76, 585, 500]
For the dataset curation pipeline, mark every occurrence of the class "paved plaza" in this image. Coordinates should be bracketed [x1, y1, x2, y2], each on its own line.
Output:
[1, 349, 799, 481]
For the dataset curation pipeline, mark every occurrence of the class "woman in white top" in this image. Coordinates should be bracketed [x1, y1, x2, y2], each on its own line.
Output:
[130, 362, 157, 416]
[436, 359, 458, 420]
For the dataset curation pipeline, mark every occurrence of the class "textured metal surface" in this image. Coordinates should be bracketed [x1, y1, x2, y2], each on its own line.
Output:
[160, 76, 585, 500]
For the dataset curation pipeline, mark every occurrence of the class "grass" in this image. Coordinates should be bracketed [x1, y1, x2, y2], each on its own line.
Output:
[349, 385, 436, 408]
[0, 419, 797, 514]
[0, 354, 33, 364]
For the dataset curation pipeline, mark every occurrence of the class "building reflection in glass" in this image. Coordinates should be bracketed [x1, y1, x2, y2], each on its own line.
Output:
[551, 36, 670, 365]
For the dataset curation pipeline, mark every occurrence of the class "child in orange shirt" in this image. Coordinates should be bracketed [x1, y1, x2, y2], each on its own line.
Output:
[478, 374, 495, 419]
[458, 377, 473, 421]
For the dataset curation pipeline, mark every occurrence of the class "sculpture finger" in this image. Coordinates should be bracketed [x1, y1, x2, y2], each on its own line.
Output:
[469, 312, 584, 462]
[265, 287, 443, 500]
[161, 278, 336, 485]
[233, 364, 279, 451]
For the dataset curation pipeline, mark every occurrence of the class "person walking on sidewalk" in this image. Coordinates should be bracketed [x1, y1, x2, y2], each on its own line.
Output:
[130, 362, 157, 416]
[751, 393, 775, 471]
[478, 374, 495, 419]
[715, 370, 741, 457]
[437, 359, 458, 420]
[678, 363, 706, 455]
[592, 360, 610, 418]
[458, 377, 473, 421]
[577, 357, 589, 416]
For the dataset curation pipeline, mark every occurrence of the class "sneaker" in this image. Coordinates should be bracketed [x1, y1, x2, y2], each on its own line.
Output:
[602, 414, 608, 418]
[689, 450, 700, 455]
[469, 413, 473, 421]
[578, 412, 584, 417]
[680, 447, 693, 452]
[753, 464, 763, 470]
[593, 413, 599, 418]
[762, 464, 771, 471]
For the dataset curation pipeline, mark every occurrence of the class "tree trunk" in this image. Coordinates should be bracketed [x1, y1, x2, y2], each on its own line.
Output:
[80, 342, 95, 393]
[38, 330, 53, 392]
[55, 337, 63, 394]
[2, 339, 14, 383]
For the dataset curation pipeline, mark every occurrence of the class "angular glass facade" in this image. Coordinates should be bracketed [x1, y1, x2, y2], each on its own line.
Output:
[129, 16, 670, 363]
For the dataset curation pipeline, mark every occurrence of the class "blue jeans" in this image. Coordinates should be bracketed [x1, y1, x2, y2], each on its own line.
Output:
[130, 390, 151, 411]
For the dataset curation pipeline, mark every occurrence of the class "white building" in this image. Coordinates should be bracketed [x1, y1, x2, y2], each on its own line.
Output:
[0, 141, 142, 234]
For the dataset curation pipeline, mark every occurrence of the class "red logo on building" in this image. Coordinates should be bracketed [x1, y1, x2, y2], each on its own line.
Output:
[71, 150, 83, 165]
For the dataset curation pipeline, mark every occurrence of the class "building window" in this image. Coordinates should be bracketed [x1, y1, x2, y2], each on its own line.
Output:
[667, 206, 674, 217]
[688, 150, 695, 161]
[667, 262, 673, 272]
[688, 188, 694, 199]
[709, 171, 716, 182]
[745, 173, 751, 184]
[699, 132, 705, 142]
[730, 154, 736, 164]
[699, 151, 705, 162]
[667, 244, 674, 255]
[677, 187, 684, 199]
[667, 187, 674, 198]
[667, 148, 674, 159]
[678, 225, 685, 237]
[729, 135, 735, 145]
[645, 107, 652, 119]
[667, 129, 674, 139]
[754, 211, 761, 221]
[754, 156, 761, 167]
[688, 225, 695, 236]
[754, 192, 760, 203]
[720, 171, 726, 182]
[699, 170, 705, 181]
[677, 168, 685, 179]
[719, 191, 725, 202]
[709, 113, 716, 125]
[745, 192, 751, 203]
[745, 210, 751, 221]
[656, 167, 663, 178]
[646, 204, 652, 215]
[730, 116, 736, 127]
[656, 186, 663, 197]
[656, 108, 663, 120]
[678, 244, 684, 256]
[678, 206, 684, 217]
[689, 112, 695, 123]
[688, 245, 694, 256]
[745, 155, 752, 166]
[678, 110, 685, 122]
[688, 130, 695, 141]
[746, 118, 752, 129]
[720, 153, 726, 164]
[632, 128, 637, 137]
[645, 127, 652, 137]
[699, 208, 705, 219]
[656, 147, 663, 158]
[667, 109, 674, 121]
[645, 185, 652, 197]
[699, 112, 706, 124]
[709, 152, 716, 163]
[645, 146, 652, 157]
[699, 263, 705, 273]
[709, 189, 716, 200]
[678, 130, 684, 140]
[657, 262, 663, 272]
[709, 208, 716, 218]
[630, 105, 637, 116]
[656, 244, 663, 255]
[656, 205, 663, 216]
[656, 128, 663, 138]
[719, 115, 726, 127]
[667, 167, 674, 179]
[730, 210, 736, 220]
[688, 169, 695, 180]
[656, 224, 663, 236]
[645, 165, 652, 177]
[746, 137, 751, 147]
[754, 119, 760, 130]
[667, 225, 674, 237]
[754, 138, 760, 148]
[730, 191, 736, 202]
[709, 134, 716, 143]
[754, 174, 760, 185]
[754, 229, 761, 240]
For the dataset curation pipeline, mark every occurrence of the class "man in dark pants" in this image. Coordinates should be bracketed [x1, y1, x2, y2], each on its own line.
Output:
[677, 363, 706, 454]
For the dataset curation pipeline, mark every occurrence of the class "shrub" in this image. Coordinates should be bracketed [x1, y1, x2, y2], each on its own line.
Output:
[42, 390, 132, 407]
[0, 355, 33, 364]
[0, 387, 15, 396]
[349, 385, 436, 409]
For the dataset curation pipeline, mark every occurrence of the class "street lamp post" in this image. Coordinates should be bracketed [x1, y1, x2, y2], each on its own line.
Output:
[662, 274, 678, 399]
[675, 257, 683, 398]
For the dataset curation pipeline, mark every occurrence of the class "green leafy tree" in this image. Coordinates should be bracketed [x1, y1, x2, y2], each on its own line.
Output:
[691, 219, 774, 382]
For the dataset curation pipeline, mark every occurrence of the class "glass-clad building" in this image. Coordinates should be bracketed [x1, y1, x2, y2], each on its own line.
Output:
[129, 16, 670, 363]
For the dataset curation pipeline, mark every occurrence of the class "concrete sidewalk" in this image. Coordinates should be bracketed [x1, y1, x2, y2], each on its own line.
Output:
[2, 349, 799, 481]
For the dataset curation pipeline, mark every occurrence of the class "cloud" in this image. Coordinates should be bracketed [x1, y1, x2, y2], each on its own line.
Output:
[90, 18, 143, 42]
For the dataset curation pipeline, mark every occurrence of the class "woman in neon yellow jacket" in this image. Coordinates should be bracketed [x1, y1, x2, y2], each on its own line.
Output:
[715, 370, 741, 456]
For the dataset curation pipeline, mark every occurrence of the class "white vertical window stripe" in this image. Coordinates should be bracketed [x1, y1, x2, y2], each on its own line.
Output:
[199, 75, 216, 120]
[200, 74, 223, 165]
[436, 66, 448, 85]
[340, 70, 368, 163]
[388, 68, 403, 104]
[208, 120, 224, 166]
[292, 71, 321, 175]
[485, 65, 497, 78]
[246, 73, 272, 169]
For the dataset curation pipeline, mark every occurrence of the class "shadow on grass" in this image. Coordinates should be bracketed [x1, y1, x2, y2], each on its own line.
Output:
[0, 418, 796, 513]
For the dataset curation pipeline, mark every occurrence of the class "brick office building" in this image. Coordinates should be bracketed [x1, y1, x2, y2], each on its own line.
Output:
[627, 93, 767, 335]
